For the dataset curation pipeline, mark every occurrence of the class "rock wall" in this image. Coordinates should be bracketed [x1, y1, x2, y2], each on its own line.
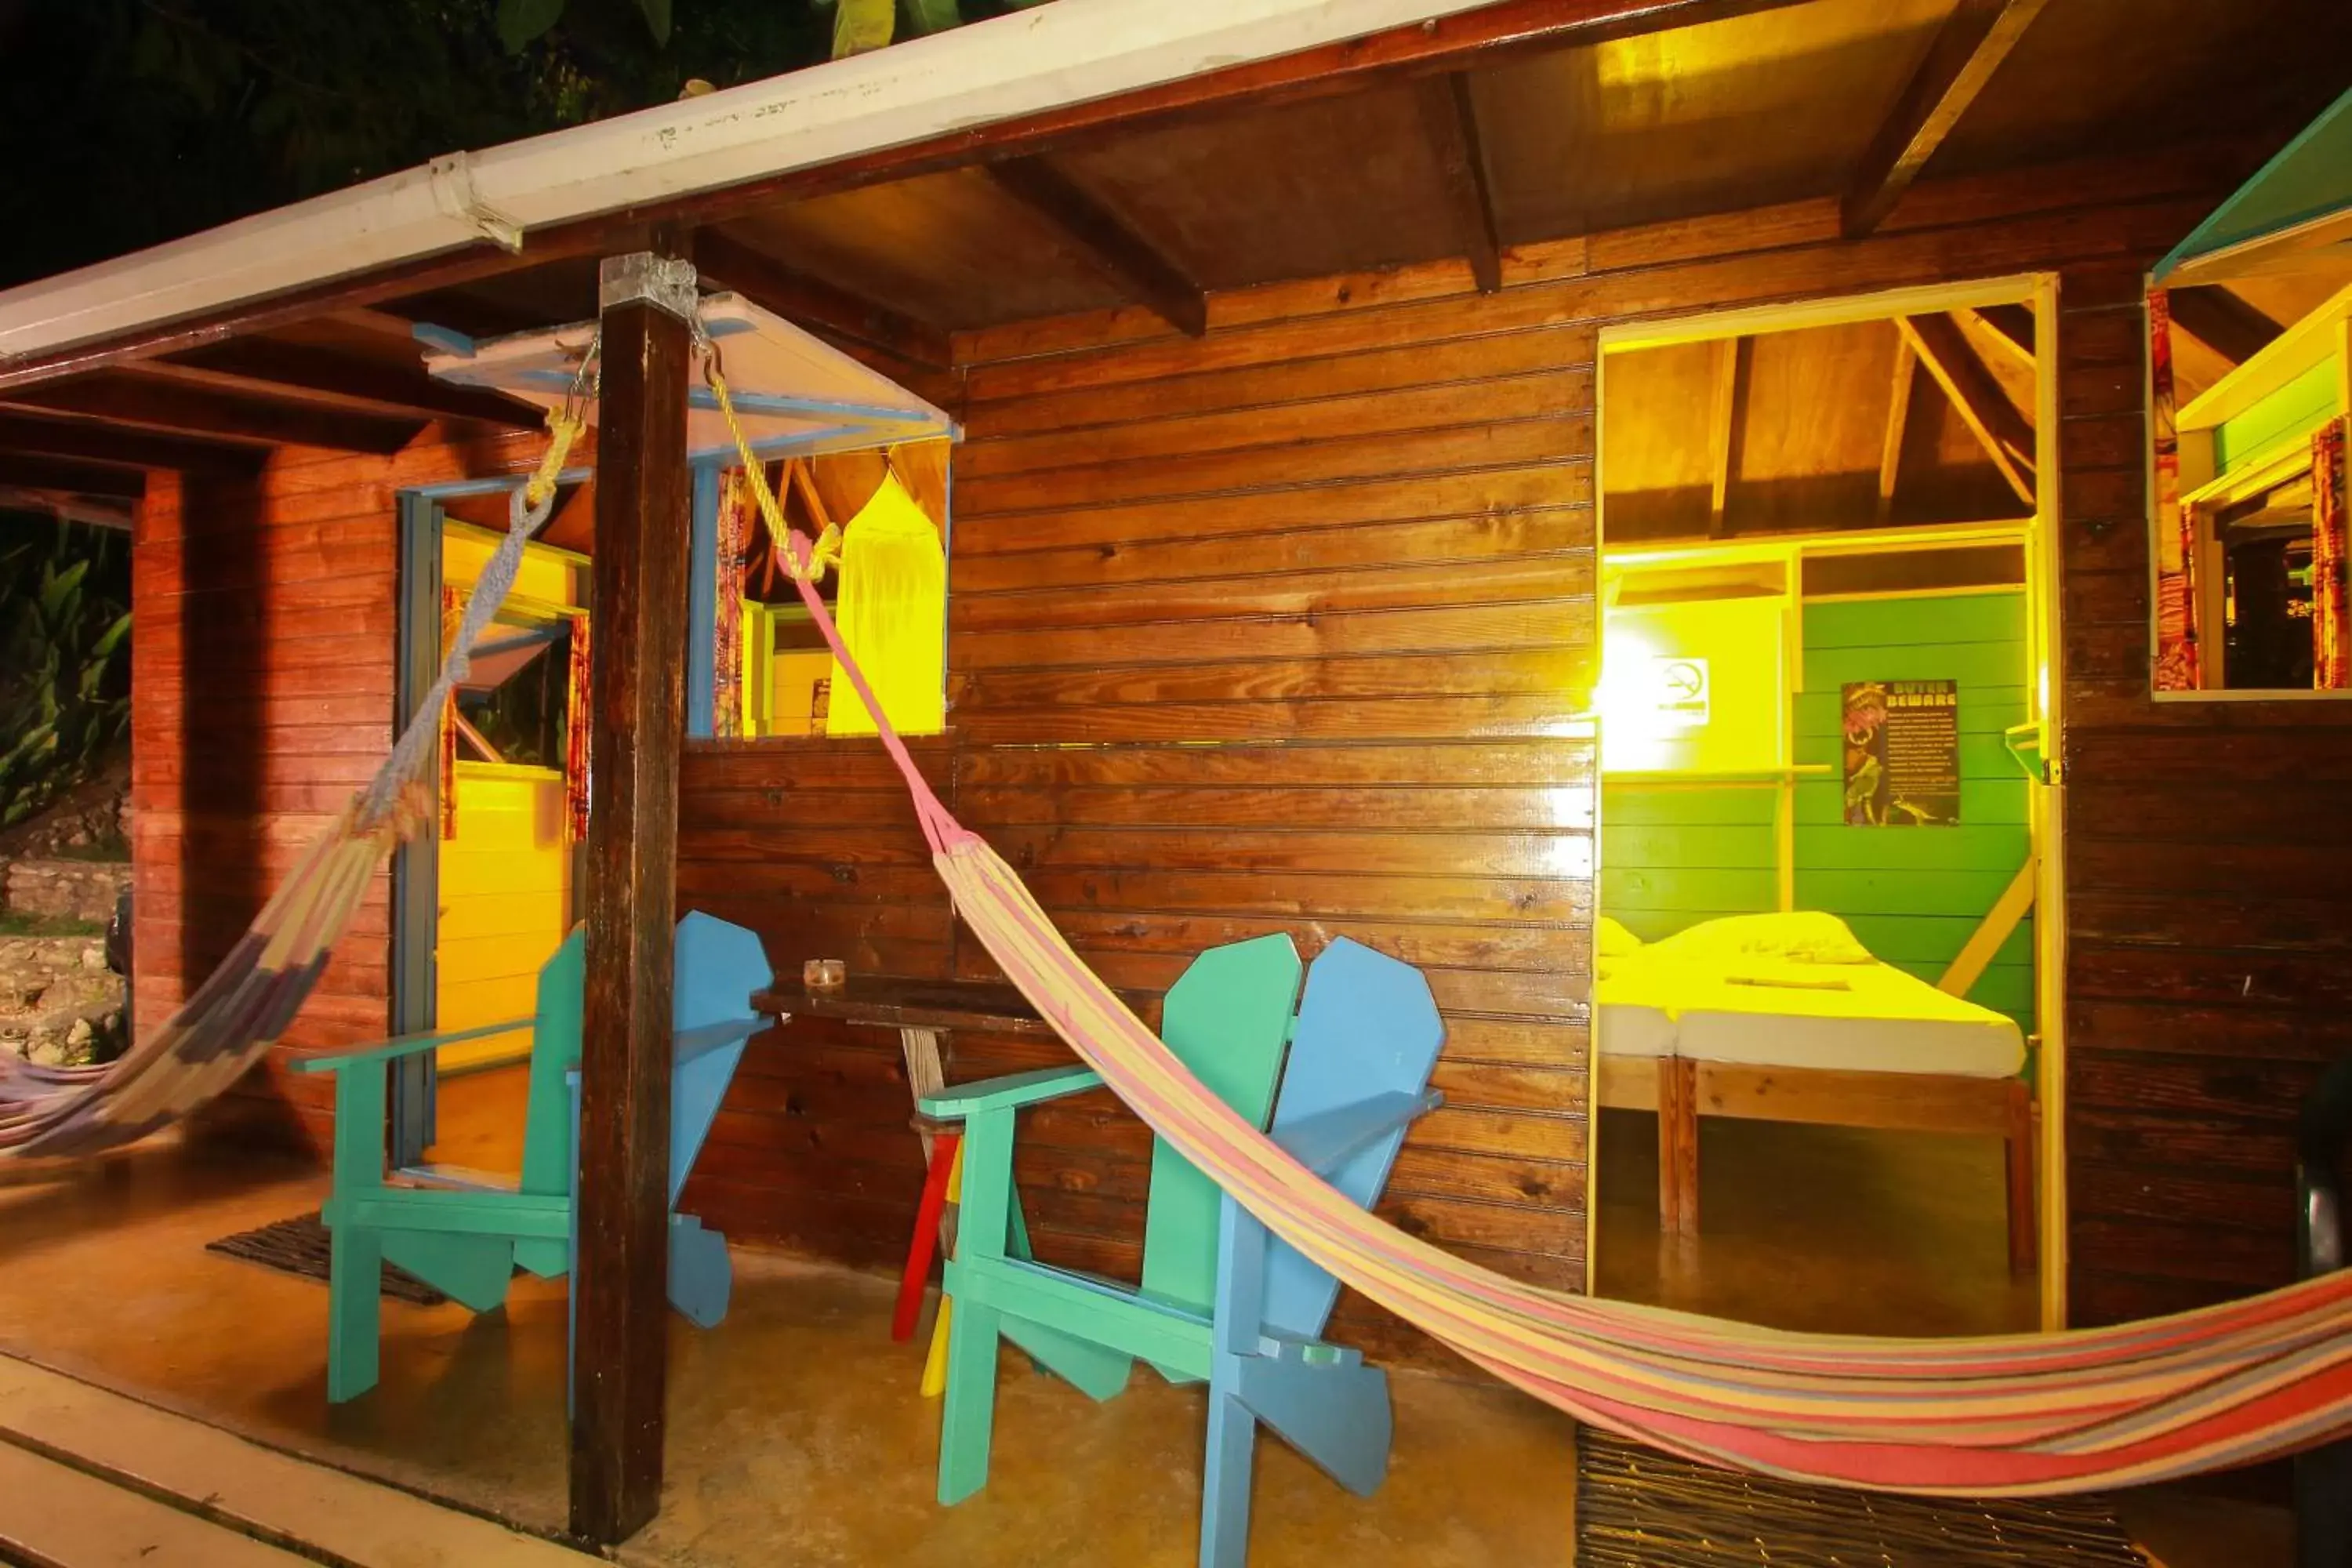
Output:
[5, 858, 131, 924]
[0, 935, 124, 1066]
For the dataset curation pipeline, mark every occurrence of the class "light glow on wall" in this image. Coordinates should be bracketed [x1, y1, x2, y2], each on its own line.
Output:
[1599, 593, 1788, 774]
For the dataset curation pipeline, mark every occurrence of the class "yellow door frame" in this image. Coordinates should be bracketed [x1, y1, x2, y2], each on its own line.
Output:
[1587, 271, 2070, 1330]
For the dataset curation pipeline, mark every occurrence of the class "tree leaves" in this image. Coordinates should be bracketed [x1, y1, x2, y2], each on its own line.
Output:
[833, 0, 895, 56]
[0, 520, 129, 829]
[501, 0, 676, 54]
[497, 0, 568, 53]
[901, 0, 964, 37]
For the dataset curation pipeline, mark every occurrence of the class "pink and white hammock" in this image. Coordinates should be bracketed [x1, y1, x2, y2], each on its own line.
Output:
[10, 379, 2347, 1493]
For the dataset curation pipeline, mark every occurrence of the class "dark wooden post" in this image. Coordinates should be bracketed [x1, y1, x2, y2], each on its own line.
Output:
[570, 248, 695, 1546]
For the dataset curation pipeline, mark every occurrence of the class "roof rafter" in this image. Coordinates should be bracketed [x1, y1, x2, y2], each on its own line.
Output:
[0, 451, 147, 499]
[0, 0, 1815, 394]
[3, 370, 423, 454]
[2165, 285, 2283, 368]
[983, 156, 1208, 338]
[1878, 335, 1917, 524]
[1899, 311, 2035, 510]
[1840, 0, 2052, 239]
[695, 229, 955, 370]
[170, 339, 541, 428]
[0, 408, 263, 473]
[1417, 71, 1504, 294]
[1705, 336, 1748, 536]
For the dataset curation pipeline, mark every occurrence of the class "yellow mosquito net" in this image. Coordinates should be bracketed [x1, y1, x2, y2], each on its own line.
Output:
[825, 468, 946, 737]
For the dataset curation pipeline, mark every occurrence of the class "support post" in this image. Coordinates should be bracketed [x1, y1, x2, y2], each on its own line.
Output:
[685, 463, 720, 741]
[569, 248, 695, 1548]
[389, 492, 442, 1167]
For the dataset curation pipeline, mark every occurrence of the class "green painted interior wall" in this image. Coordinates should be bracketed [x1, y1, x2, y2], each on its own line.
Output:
[1795, 592, 2033, 1031]
[1599, 782, 1778, 942]
[2212, 354, 2339, 472]
[1600, 588, 2034, 1034]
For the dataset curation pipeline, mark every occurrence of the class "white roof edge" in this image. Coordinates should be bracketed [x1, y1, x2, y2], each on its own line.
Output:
[0, 0, 1497, 368]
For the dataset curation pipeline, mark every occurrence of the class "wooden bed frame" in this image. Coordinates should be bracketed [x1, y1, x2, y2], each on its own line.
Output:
[1599, 1055, 2038, 1276]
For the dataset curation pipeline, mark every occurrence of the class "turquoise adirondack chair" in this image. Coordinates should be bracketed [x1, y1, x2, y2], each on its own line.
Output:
[918, 934, 1445, 1568]
[291, 910, 770, 1403]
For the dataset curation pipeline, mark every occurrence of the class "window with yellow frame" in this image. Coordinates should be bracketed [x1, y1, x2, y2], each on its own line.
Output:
[724, 438, 949, 739]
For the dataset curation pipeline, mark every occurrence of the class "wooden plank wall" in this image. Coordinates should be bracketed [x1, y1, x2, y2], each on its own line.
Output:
[132, 427, 569, 1153]
[677, 294, 1603, 1358]
[673, 149, 2283, 1356]
[133, 463, 397, 1152]
[151, 146, 2348, 1347]
[2054, 271, 2352, 1327]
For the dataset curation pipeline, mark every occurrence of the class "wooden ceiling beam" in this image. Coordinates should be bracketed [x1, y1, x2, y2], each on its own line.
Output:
[0, 451, 147, 499]
[1969, 302, 2037, 365]
[1840, 0, 2052, 239]
[2, 371, 423, 454]
[1878, 335, 1917, 524]
[0, 0, 1814, 394]
[1898, 312, 2034, 509]
[169, 339, 540, 428]
[1417, 72, 1504, 294]
[693, 230, 953, 370]
[1705, 336, 1748, 536]
[985, 156, 1207, 337]
[0, 408, 263, 473]
[2165, 285, 2284, 368]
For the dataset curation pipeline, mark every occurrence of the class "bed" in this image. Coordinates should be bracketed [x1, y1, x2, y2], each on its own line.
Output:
[1595, 913, 2037, 1274]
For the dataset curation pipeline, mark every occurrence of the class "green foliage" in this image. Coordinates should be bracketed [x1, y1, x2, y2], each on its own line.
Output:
[0, 522, 132, 830]
[900, 0, 967, 38]
[496, 0, 673, 53]
[498, 0, 569, 51]
[0, 913, 107, 939]
[0, 0, 1053, 289]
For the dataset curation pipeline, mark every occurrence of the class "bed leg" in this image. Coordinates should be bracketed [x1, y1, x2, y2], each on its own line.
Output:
[1660, 1058, 1700, 1239]
[2004, 1080, 2038, 1276]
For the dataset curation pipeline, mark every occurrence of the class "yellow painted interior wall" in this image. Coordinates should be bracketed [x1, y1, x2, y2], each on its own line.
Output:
[436, 763, 572, 1072]
[768, 650, 833, 736]
[1598, 592, 1789, 774]
[442, 529, 578, 607]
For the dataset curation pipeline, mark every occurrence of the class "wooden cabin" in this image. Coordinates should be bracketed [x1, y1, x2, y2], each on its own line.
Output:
[1, 0, 2347, 1559]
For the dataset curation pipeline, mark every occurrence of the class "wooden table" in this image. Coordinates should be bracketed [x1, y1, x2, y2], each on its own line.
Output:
[750, 975, 1069, 1345]
[748, 975, 1058, 1158]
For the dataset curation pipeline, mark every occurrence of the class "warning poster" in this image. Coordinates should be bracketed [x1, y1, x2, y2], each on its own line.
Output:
[1842, 680, 1960, 826]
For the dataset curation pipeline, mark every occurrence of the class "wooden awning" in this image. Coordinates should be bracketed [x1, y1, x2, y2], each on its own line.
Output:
[2154, 83, 2352, 288]
[422, 292, 955, 463]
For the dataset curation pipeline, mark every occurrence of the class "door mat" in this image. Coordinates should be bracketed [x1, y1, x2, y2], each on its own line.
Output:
[1577, 1428, 2148, 1566]
[205, 1214, 450, 1307]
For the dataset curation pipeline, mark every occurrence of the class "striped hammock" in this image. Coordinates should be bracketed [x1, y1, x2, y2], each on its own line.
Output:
[0, 421, 581, 1160]
[811, 572, 2352, 1494]
[704, 347, 2352, 1494]
[8, 350, 2344, 1494]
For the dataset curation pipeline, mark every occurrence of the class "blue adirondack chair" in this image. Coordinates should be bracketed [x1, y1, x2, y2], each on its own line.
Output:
[918, 934, 1445, 1568]
[291, 910, 770, 1403]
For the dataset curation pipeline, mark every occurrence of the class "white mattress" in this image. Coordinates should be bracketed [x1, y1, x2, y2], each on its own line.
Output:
[1595, 956, 2024, 1079]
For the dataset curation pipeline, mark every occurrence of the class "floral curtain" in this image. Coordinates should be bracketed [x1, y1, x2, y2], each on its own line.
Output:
[564, 610, 593, 841]
[2148, 289, 2201, 691]
[2315, 419, 2350, 691]
[713, 470, 748, 739]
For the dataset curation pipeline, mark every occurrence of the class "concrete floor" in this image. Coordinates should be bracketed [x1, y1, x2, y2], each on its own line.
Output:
[1592, 1109, 2296, 1566]
[1593, 1107, 2041, 1336]
[0, 1120, 1572, 1567]
[0, 1082, 2298, 1568]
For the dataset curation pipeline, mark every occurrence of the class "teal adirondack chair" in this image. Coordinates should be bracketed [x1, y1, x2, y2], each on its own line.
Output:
[291, 910, 770, 1403]
[918, 934, 1445, 1568]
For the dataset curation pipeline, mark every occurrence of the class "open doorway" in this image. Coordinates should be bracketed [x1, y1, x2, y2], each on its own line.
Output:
[1590, 277, 2063, 1336]
[390, 481, 593, 1175]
